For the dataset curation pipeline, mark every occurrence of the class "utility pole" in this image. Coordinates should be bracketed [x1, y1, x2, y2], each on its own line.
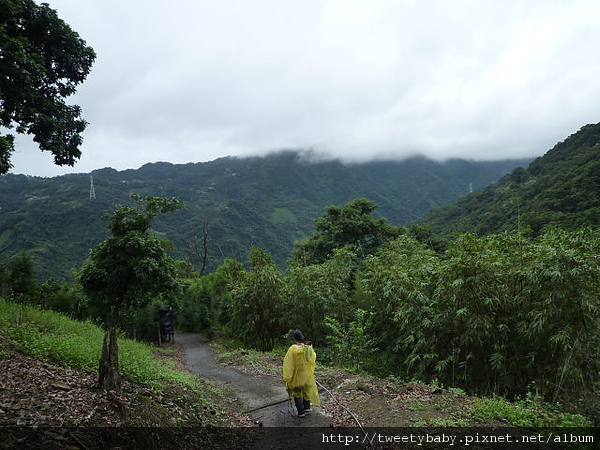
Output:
[89, 175, 96, 200]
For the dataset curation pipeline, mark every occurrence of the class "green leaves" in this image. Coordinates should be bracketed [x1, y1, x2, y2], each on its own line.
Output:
[425, 123, 600, 235]
[229, 247, 286, 351]
[355, 227, 600, 414]
[323, 309, 375, 371]
[293, 198, 401, 265]
[0, 134, 15, 173]
[79, 195, 183, 313]
[0, 0, 96, 173]
[214, 224, 599, 419]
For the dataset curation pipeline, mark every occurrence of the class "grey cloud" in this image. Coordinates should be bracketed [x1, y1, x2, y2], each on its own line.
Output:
[8, 0, 600, 176]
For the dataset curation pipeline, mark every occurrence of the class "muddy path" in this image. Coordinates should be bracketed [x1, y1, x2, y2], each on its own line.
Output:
[177, 332, 332, 428]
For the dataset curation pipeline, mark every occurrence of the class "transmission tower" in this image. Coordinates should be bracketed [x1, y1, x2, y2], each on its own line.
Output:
[89, 175, 96, 200]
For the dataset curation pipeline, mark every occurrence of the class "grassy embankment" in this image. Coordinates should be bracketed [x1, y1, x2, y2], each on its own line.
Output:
[0, 298, 241, 429]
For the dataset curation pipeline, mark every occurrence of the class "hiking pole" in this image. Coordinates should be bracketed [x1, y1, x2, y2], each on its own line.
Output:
[242, 397, 291, 414]
[316, 380, 373, 450]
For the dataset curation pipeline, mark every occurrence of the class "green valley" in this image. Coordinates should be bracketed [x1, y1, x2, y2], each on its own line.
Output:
[0, 151, 527, 280]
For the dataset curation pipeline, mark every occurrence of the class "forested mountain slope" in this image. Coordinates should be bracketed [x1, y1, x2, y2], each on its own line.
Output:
[0, 151, 527, 280]
[422, 123, 600, 236]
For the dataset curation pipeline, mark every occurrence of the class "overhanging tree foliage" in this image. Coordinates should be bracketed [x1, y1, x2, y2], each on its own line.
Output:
[79, 195, 183, 390]
[0, 0, 96, 173]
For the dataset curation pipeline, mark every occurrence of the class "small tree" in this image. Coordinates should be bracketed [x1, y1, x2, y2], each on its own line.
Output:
[0, 262, 9, 297]
[79, 195, 183, 390]
[8, 250, 37, 302]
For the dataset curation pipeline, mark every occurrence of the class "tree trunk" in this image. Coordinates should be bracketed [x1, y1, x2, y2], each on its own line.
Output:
[98, 324, 121, 390]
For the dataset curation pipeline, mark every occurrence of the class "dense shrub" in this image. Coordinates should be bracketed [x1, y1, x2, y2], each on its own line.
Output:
[359, 228, 600, 419]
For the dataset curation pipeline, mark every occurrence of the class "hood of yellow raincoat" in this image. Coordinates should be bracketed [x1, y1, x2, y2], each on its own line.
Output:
[287, 343, 315, 361]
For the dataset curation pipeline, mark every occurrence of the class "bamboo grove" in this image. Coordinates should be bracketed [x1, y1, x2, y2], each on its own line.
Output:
[178, 226, 600, 421]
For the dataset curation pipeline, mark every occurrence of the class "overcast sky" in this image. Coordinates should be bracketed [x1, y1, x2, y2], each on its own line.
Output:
[8, 0, 600, 177]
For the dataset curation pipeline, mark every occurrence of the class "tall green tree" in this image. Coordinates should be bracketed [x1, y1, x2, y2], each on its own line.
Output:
[0, 262, 9, 297]
[79, 195, 183, 390]
[286, 247, 358, 344]
[8, 250, 37, 301]
[0, 0, 96, 173]
[517, 228, 600, 406]
[292, 198, 401, 265]
[230, 247, 285, 351]
[178, 257, 245, 335]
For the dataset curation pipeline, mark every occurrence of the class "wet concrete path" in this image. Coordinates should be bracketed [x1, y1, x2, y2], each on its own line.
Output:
[176, 332, 332, 428]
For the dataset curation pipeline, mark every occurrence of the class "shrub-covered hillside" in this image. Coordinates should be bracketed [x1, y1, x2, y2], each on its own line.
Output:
[422, 122, 600, 235]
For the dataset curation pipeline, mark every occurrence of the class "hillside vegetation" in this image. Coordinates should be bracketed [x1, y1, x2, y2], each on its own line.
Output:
[165, 124, 600, 424]
[423, 122, 600, 235]
[0, 298, 591, 442]
[194, 227, 600, 423]
[0, 151, 527, 280]
[3, 124, 600, 436]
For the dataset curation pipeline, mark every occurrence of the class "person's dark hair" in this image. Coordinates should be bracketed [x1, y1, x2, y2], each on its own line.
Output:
[292, 330, 304, 342]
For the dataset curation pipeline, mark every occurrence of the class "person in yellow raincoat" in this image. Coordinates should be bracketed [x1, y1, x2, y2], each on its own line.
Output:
[282, 330, 320, 417]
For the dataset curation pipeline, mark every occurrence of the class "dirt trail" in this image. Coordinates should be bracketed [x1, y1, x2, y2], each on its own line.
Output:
[177, 332, 332, 428]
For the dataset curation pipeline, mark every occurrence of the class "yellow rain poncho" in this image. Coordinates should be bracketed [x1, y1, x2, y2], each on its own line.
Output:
[282, 343, 320, 405]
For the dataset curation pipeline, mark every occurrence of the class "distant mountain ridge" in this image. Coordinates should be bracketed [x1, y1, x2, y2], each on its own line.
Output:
[422, 122, 600, 235]
[0, 151, 529, 280]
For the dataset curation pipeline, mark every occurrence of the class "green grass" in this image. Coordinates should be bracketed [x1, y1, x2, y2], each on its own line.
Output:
[469, 395, 591, 427]
[0, 298, 197, 390]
